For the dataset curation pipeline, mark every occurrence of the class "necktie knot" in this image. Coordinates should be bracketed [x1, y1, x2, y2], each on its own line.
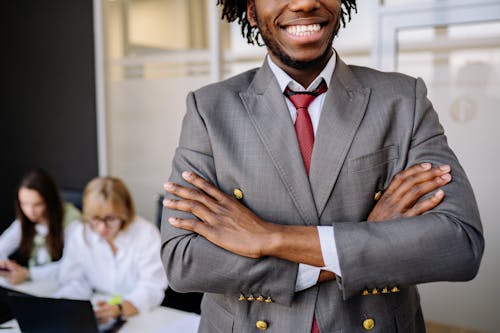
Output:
[284, 80, 328, 110]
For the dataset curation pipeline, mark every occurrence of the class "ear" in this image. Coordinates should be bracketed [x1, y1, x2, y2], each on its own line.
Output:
[247, 0, 257, 27]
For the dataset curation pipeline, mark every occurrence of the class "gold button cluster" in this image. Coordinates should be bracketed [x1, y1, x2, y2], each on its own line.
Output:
[361, 286, 400, 296]
[238, 293, 272, 303]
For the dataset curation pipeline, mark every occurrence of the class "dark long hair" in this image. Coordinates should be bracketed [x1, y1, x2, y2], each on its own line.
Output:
[15, 169, 64, 264]
[217, 0, 357, 45]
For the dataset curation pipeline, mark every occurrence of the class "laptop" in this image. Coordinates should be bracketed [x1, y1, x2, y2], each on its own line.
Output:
[0, 285, 30, 324]
[5, 291, 125, 333]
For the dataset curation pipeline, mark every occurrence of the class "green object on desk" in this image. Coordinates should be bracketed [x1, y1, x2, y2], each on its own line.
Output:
[107, 295, 122, 305]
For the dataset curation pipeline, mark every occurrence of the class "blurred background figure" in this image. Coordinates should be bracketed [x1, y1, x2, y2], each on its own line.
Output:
[0, 169, 81, 284]
[55, 176, 167, 324]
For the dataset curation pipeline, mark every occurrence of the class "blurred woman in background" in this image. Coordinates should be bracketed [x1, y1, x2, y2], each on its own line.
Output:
[0, 169, 81, 284]
[55, 176, 167, 324]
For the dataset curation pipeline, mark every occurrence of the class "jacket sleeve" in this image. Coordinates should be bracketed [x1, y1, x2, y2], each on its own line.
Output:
[334, 77, 484, 300]
[161, 92, 299, 306]
[0, 220, 21, 259]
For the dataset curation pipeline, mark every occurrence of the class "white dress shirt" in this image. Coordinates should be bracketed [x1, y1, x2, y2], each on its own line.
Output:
[55, 216, 168, 313]
[0, 218, 77, 281]
[267, 53, 342, 292]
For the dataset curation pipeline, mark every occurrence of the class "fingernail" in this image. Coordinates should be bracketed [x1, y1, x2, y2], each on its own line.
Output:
[182, 171, 193, 180]
[163, 199, 172, 206]
[441, 174, 451, 181]
[164, 182, 174, 190]
[168, 217, 178, 225]
[439, 165, 451, 172]
[434, 189, 444, 198]
[421, 162, 431, 169]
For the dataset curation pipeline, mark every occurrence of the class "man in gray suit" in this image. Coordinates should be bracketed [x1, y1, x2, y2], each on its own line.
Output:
[161, 0, 484, 332]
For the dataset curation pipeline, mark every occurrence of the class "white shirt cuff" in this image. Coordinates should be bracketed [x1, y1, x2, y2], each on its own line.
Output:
[318, 226, 342, 277]
[295, 264, 321, 292]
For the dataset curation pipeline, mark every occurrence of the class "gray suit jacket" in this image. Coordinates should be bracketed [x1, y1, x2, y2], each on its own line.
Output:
[161, 56, 484, 333]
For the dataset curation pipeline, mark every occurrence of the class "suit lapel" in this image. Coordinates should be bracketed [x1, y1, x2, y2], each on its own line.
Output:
[240, 63, 319, 226]
[309, 58, 371, 216]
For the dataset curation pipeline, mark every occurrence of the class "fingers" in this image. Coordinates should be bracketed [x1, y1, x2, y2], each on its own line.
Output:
[397, 173, 451, 208]
[168, 217, 209, 234]
[382, 163, 451, 207]
[4, 260, 19, 270]
[163, 177, 225, 214]
[385, 163, 450, 198]
[163, 197, 214, 224]
[94, 303, 116, 322]
[181, 172, 228, 203]
[384, 162, 432, 195]
[403, 189, 445, 217]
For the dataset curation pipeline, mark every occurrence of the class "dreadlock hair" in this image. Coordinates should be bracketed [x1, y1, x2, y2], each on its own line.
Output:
[217, 0, 357, 45]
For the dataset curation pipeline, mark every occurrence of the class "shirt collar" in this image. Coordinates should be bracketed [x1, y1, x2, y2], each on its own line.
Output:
[267, 49, 336, 93]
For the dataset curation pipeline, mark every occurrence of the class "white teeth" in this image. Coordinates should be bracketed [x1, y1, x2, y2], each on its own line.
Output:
[286, 24, 321, 36]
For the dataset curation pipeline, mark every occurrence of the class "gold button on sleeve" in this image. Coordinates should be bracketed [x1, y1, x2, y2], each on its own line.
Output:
[391, 286, 400, 293]
[371, 288, 379, 295]
[382, 287, 389, 294]
[238, 294, 245, 301]
[363, 318, 375, 330]
[247, 295, 255, 301]
[256, 295, 264, 302]
[256, 320, 268, 330]
[374, 191, 382, 201]
[233, 188, 244, 200]
[265, 297, 273, 303]
[362, 289, 369, 296]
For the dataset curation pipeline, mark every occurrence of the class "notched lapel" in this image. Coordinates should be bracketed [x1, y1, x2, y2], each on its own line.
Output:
[239, 63, 319, 226]
[309, 59, 371, 217]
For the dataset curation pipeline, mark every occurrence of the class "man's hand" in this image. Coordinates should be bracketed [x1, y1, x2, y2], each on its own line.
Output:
[0, 260, 29, 285]
[164, 172, 280, 259]
[368, 163, 451, 221]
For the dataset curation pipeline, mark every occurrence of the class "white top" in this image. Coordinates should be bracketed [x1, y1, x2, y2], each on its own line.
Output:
[267, 53, 342, 291]
[0, 219, 77, 281]
[55, 216, 168, 313]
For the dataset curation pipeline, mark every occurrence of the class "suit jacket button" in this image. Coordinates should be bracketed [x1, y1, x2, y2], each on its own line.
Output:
[247, 295, 255, 301]
[374, 191, 382, 201]
[238, 294, 246, 301]
[256, 320, 268, 330]
[265, 297, 273, 303]
[371, 288, 379, 295]
[363, 318, 375, 330]
[382, 287, 389, 294]
[233, 188, 244, 200]
[362, 289, 369, 296]
[391, 286, 400, 293]
[256, 295, 265, 302]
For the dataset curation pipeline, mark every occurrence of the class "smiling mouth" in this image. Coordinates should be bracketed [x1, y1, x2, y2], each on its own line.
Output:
[285, 23, 322, 37]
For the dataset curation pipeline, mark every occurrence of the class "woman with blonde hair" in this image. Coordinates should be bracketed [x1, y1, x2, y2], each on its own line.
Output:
[55, 176, 167, 323]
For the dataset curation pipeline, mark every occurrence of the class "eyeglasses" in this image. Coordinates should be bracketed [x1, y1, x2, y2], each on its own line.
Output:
[88, 216, 123, 229]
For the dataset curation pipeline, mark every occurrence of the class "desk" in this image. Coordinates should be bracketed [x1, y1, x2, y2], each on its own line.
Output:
[0, 278, 200, 333]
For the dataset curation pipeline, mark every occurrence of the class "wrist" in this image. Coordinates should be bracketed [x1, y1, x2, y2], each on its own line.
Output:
[117, 303, 125, 320]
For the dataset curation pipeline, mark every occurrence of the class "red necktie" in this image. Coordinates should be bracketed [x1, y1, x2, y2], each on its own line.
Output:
[285, 80, 327, 333]
[285, 80, 328, 174]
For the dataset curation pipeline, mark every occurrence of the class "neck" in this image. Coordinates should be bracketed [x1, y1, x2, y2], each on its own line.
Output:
[270, 49, 333, 88]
